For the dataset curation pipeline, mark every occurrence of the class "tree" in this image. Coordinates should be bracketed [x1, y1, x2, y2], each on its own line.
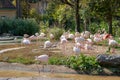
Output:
[60, 0, 81, 32]
[80, 0, 91, 31]
[21, 0, 30, 18]
[90, 0, 120, 35]
[16, 0, 22, 18]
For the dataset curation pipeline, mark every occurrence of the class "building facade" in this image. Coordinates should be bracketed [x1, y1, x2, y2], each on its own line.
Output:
[0, 0, 16, 18]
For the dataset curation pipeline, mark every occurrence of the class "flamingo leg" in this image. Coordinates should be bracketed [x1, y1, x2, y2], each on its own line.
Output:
[111, 48, 115, 53]
[42, 65, 44, 72]
[36, 63, 40, 74]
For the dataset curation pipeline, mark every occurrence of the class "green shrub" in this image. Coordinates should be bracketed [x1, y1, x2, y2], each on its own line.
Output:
[89, 23, 99, 34]
[0, 18, 40, 36]
[8, 57, 35, 64]
[48, 57, 66, 65]
[49, 27, 64, 40]
[66, 54, 102, 73]
[112, 20, 120, 36]
[40, 21, 49, 34]
[48, 54, 102, 74]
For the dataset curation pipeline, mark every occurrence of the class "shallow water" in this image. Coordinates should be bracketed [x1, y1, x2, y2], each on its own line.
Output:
[0, 71, 120, 80]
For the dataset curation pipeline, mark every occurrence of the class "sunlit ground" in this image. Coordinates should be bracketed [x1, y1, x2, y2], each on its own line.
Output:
[0, 70, 120, 80]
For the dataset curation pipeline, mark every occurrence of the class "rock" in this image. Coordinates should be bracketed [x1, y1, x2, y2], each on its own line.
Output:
[96, 54, 120, 67]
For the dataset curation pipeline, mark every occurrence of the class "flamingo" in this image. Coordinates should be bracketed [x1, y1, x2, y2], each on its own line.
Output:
[87, 38, 93, 45]
[84, 43, 93, 50]
[35, 54, 49, 73]
[21, 38, 31, 45]
[75, 32, 80, 37]
[75, 36, 85, 48]
[75, 42, 84, 49]
[93, 35, 102, 52]
[35, 32, 40, 45]
[60, 37, 68, 54]
[49, 33, 54, 42]
[39, 32, 46, 38]
[68, 33, 75, 40]
[81, 31, 91, 39]
[44, 40, 52, 48]
[73, 45, 81, 56]
[90, 34, 94, 40]
[108, 37, 118, 53]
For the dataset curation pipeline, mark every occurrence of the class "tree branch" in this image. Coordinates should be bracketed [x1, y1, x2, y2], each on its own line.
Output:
[60, 0, 74, 7]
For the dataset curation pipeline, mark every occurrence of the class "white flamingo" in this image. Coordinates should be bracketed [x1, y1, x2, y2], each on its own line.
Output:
[81, 31, 91, 39]
[84, 43, 93, 50]
[39, 32, 46, 38]
[35, 54, 49, 73]
[73, 45, 81, 56]
[35, 32, 40, 45]
[108, 38, 118, 53]
[93, 35, 102, 52]
[60, 37, 68, 54]
[68, 33, 74, 39]
[49, 33, 54, 42]
[44, 40, 52, 48]
[21, 38, 31, 45]
[75, 32, 80, 37]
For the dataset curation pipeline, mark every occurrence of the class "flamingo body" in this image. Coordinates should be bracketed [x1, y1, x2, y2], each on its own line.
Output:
[35, 54, 49, 63]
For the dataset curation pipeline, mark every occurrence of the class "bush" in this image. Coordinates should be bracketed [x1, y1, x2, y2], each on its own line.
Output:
[48, 54, 103, 74]
[48, 57, 66, 65]
[89, 23, 99, 34]
[112, 20, 120, 36]
[66, 54, 102, 73]
[0, 18, 40, 36]
[49, 27, 64, 40]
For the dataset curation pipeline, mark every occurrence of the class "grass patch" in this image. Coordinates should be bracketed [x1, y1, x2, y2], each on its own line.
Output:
[0, 42, 64, 64]
[8, 57, 35, 64]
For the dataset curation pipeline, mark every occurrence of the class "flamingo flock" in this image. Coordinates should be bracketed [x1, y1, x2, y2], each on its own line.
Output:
[21, 31, 119, 55]
[20, 30, 119, 74]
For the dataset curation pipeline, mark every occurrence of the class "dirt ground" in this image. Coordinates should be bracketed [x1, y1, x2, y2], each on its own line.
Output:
[0, 41, 120, 57]
[0, 41, 120, 78]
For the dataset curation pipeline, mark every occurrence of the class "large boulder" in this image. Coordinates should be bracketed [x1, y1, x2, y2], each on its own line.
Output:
[96, 54, 120, 67]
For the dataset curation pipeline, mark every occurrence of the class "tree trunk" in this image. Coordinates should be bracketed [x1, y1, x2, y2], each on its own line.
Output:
[16, 0, 22, 18]
[75, 0, 80, 32]
[107, 15, 112, 35]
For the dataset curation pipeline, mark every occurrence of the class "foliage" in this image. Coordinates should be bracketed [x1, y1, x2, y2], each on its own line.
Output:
[65, 54, 102, 73]
[8, 57, 35, 64]
[49, 27, 64, 40]
[99, 21, 108, 32]
[49, 54, 102, 74]
[48, 57, 66, 65]
[89, 0, 120, 34]
[54, 5, 75, 31]
[0, 18, 40, 36]
[39, 21, 49, 34]
[29, 8, 41, 23]
[21, 0, 31, 18]
[89, 22, 99, 34]
[112, 20, 120, 36]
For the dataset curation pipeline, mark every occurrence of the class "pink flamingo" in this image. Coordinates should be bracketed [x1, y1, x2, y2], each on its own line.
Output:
[60, 37, 68, 54]
[35, 54, 49, 74]
[108, 37, 118, 53]
[73, 44, 81, 56]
